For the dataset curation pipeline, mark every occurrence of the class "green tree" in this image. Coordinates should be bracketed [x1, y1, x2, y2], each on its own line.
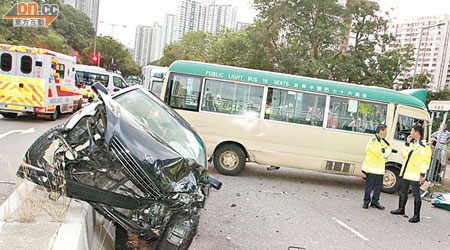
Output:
[158, 31, 211, 66]
[254, 0, 349, 78]
[0, 0, 43, 46]
[207, 26, 276, 71]
[36, 32, 69, 53]
[157, 25, 278, 72]
[155, 0, 419, 91]
[426, 89, 450, 131]
[49, 0, 95, 53]
[208, 28, 250, 67]
[244, 20, 282, 72]
[427, 89, 450, 103]
[0, 0, 94, 54]
[81, 36, 140, 77]
[399, 72, 432, 90]
[329, 0, 414, 89]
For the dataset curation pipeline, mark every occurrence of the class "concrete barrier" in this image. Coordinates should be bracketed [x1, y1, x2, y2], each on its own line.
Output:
[0, 182, 115, 250]
[52, 200, 115, 250]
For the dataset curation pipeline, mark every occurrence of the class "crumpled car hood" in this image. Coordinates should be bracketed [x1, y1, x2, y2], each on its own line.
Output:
[101, 95, 205, 196]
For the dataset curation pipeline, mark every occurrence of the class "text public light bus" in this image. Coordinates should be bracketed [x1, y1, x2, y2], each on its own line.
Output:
[160, 60, 430, 193]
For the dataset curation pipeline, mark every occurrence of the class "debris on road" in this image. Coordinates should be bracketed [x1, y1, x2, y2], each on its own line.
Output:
[432, 193, 450, 211]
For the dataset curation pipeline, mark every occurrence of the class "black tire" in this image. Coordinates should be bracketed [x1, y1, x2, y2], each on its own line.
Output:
[155, 213, 199, 250]
[382, 166, 401, 193]
[48, 106, 60, 121]
[213, 144, 246, 176]
[25, 125, 63, 165]
[1, 113, 18, 118]
[114, 224, 131, 250]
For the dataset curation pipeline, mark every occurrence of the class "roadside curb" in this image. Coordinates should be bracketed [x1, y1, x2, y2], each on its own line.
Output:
[0, 182, 114, 250]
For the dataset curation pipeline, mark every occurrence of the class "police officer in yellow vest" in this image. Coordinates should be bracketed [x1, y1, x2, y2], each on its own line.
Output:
[362, 124, 392, 210]
[391, 125, 431, 223]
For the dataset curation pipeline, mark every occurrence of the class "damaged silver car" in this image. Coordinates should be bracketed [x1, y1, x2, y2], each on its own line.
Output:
[17, 83, 221, 249]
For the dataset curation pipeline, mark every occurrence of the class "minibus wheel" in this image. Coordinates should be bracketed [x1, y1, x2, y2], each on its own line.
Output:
[213, 144, 246, 175]
[382, 166, 401, 193]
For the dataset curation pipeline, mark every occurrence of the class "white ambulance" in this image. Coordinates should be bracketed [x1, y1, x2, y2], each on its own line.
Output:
[0, 44, 83, 120]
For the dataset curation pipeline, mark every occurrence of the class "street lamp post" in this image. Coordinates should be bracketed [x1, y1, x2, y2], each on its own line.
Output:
[93, 0, 100, 66]
[411, 22, 446, 89]
[99, 21, 127, 38]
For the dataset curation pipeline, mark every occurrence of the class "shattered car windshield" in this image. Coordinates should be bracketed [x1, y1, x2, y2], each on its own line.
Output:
[114, 89, 206, 166]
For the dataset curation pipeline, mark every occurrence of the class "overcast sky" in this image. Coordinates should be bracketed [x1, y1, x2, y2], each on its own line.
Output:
[97, 0, 450, 49]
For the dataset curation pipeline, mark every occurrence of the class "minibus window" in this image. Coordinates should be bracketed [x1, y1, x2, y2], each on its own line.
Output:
[394, 115, 424, 141]
[202, 79, 264, 118]
[169, 74, 202, 111]
[265, 87, 326, 126]
[1, 53, 12, 72]
[327, 97, 387, 134]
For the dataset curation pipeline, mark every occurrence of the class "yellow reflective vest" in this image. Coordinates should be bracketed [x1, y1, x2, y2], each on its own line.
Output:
[361, 136, 392, 175]
[399, 140, 432, 181]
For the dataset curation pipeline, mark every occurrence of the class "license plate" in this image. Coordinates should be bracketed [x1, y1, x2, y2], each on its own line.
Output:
[8, 105, 25, 110]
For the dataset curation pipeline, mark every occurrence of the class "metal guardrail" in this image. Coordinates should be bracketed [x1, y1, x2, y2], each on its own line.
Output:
[428, 143, 448, 183]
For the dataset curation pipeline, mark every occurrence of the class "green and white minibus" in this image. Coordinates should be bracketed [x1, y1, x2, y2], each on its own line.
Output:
[160, 60, 431, 193]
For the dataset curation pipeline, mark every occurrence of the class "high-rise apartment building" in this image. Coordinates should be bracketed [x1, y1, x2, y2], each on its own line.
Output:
[150, 23, 163, 63]
[134, 24, 164, 66]
[172, 0, 236, 40]
[388, 15, 450, 91]
[173, 0, 208, 41]
[205, 5, 237, 33]
[134, 26, 153, 66]
[161, 14, 176, 55]
[61, 0, 99, 30]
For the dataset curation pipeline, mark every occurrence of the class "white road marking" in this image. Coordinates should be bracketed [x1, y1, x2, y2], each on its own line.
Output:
[0, 127, 35, 140]
[332, 218, 369, 241]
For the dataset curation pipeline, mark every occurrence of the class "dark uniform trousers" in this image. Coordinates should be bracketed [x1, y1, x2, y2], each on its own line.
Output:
[363, 173, 383, 205]
[399, 178, 421, 201]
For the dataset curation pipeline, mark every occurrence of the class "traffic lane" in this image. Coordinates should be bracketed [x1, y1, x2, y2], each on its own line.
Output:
[0, 114, 70, 204]
[0, 114, 68, 176]
[0, 113, 60, 134]
[191, 164, 450, 250]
